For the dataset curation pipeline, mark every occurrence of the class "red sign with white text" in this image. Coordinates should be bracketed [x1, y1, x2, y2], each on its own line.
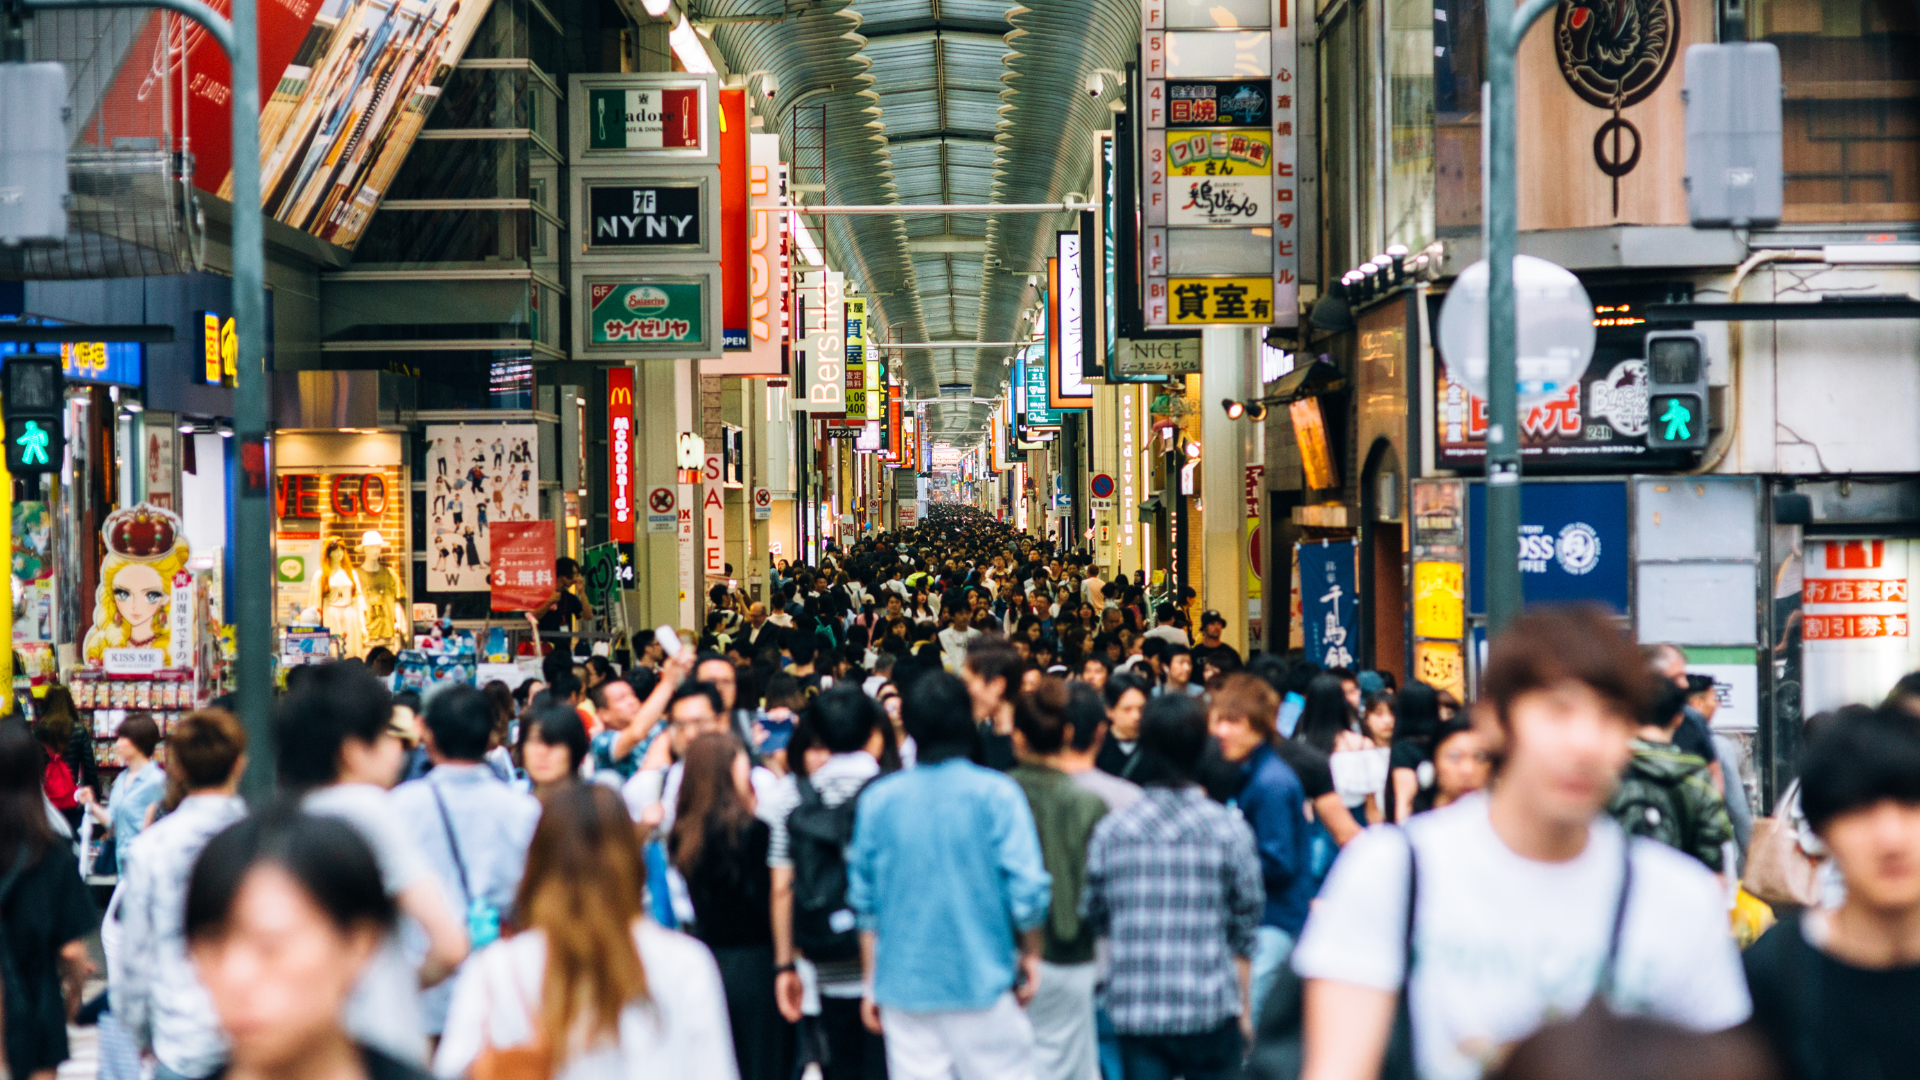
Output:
[490, 521, 557, 612]
[720, 89, 751, 350]
[608, 368, 635, 542]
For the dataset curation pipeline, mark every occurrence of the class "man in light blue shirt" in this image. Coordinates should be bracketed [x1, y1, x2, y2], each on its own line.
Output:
[393, 683, 540, 1036]
[848, 671, 1053, 1080]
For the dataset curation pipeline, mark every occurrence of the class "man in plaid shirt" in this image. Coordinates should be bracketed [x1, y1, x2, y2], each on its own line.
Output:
[1083, 694, 1264, 1080]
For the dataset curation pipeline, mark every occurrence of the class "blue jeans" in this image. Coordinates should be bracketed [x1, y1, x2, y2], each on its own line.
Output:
[1248, 926, 1296, 1028]
[1118, 1021, 1243, 1080]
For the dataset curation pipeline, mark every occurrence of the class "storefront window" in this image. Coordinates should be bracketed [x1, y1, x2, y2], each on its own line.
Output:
[1752, 0, 1919, 223]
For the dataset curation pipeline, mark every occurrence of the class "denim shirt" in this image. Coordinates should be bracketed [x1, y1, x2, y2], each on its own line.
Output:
[847, 758, 1053, 1012]
[1234, 743, 1313, 935]
[108, 761, 167, 875]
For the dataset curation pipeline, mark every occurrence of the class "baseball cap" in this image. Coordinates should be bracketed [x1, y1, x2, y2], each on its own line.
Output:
[1201, 609, 1227, 627]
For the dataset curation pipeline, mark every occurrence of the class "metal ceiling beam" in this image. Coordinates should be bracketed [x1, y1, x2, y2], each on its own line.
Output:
[786, 203, 1082, 214]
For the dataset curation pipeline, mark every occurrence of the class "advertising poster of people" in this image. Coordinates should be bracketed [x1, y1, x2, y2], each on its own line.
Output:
[425, 424, 540, 593]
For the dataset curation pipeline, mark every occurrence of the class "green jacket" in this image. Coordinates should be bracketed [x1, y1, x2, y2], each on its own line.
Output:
[1608, 739, 1734, 872]
[1011, 763, 1110, 964]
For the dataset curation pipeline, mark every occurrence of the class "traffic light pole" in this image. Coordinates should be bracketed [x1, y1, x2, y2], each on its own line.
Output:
[1482, 0, 1562, 634]
[20, 0, 273, 798]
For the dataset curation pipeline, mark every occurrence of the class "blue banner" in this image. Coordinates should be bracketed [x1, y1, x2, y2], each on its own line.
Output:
[1468, 480, 1630, 615]
[1, 320, 143, 387]
[1299, 540, 1359, 670]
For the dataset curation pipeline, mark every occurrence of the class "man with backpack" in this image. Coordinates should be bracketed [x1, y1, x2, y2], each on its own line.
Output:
[847, 672, 1053, 1080]
[1607, 681, 1734, 873]
[767, 686, 888, 1079]
[1291, 606, 1748, 1080]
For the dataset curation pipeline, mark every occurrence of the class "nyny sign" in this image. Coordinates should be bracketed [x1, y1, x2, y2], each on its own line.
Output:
[588, 184, 703, 248]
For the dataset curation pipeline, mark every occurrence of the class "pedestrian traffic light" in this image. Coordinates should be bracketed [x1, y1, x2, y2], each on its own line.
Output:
[1643, 330, 1710, 451]
[3, 356, 65, 475]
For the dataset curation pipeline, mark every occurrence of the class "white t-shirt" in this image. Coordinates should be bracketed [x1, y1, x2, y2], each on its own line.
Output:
[433, 920, 736, 1080]
[938, 626, 981, 671]
[1291, 793, 1749, 1080]
[304, 783, 437, 1065]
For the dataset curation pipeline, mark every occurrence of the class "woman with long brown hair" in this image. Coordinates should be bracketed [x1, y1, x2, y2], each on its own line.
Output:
[432, 784, 736, 1080]
[670, 733, 791, 1080]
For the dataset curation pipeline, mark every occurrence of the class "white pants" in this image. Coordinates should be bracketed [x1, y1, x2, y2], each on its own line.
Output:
[882, 991, 1036, 1080]
[1027, 961, 1099, 1080]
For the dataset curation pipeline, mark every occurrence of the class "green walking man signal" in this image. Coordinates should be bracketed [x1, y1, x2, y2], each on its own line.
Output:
[2, 357, 66, 476]
[14, 421, 49, 465]
[1642, 331, 1711, 450]
[1658, 397, 1693, 442]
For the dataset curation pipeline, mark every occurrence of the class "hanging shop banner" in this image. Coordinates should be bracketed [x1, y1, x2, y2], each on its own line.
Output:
[583, 181, 708, 253]
[1139, 0, 1299, 328]
[1412, 561, 1466, 640]
[1414, 640, 1468, 702]
[845, 298, 871, 420]
[1298, 540, 1358, 670]
[573, 76, 716, 160]
[1411, 478, 1466, 559]
[702, 455, 727, 578]
[1467, 481, 1629, 615]
[490, 521, 557, 613]
[1166, 130, 1273, 226]
[608, 368, 636, 543]
[425, 425, 540, 593]
[1017, 342, 1062, 430]
[1051, 232, 1094, 408]
[578, 276, 718, 359]
[1113, 336, 1201, 376]
[1168, 277, 1277, 326]
[791, 269, 845, 415]
[1168, 80, 1272, 127]
[708, 133, 789, 376]
[720, 89, 752, 350]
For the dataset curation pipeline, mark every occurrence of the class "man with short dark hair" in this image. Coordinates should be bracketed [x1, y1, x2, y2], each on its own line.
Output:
[848, 672, 1052, 1079]
[1607, 681, 1733, 872]
[1083, 694, 1263, 1080]
[1744, 706, 1920, 1079]
[965, 639, 1025, 771]
[531, 555, 593, 648]
[115, 710, 250, 1080]
[392, 684, 540, 1037]
[765, 685, 889, 1080]
[1011, 678, 1111, 1080]
[278, 662, 469, 1064]
[1142, 603, 1190, 648]
[1294, 606, 1748, 1080]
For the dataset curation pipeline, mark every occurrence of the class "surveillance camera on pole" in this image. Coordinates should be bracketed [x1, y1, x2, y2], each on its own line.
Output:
[0, 63, 70, 248]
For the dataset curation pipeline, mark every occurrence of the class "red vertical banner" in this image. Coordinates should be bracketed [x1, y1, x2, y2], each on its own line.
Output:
[608, 368, 635, 542]
[490, 521, 557, 611]
[887, 384, 903, 461]
[720, 88, 751, 350]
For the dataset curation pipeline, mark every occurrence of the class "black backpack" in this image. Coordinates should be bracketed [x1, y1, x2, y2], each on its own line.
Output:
[787, 773, 872, 963]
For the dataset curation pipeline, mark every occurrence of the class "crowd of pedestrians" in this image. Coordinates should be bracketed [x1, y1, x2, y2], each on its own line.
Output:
[2, 505, 1918, 1080]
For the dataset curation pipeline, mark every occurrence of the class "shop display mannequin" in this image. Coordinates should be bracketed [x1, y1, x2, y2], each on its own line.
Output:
[357, 531, 410, 652]
[316, 537, 367, 659]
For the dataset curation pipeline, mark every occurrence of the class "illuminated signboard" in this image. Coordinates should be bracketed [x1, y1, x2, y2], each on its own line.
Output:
[0, 322, 143, 388]
[608, 367, 636, 542]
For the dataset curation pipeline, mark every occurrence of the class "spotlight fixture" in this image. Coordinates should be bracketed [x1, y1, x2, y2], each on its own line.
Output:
[1181, 439, 1202, 460]
[1223, 398, 1246, 420]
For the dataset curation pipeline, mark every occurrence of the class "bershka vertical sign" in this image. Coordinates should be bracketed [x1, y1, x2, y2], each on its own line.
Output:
[792, 269, 845, 415]
[719, 89, 751, 349]
[608, 367, 636, 542]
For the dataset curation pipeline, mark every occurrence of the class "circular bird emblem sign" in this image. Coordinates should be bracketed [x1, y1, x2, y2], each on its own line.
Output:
[1553, 0, 1680, 109]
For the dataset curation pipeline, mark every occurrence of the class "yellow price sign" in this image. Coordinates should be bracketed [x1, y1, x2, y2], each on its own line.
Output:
[1412, 561, 1465, 640]
[1415, 640, 1466, 703]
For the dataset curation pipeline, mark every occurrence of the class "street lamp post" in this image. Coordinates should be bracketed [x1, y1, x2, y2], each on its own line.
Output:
[1482, 0, 1565, 634]
[20, 0, 272, 796]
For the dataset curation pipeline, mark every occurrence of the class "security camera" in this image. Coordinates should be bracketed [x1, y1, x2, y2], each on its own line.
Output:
[760, 71, 779, 100]
[1085, 72, 1103, 97]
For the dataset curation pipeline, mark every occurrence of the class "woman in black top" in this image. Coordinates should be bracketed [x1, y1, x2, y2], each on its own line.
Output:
[0, 720, 96, 1080]
[671, 732, 793, 1080]
[1390, 681, 1444, 822]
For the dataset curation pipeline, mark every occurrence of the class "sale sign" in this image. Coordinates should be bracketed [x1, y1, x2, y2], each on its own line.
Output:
[490, 521, 557, 612]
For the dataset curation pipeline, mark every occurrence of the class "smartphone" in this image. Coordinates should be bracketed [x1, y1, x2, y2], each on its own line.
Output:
[654, 625, 683, 659]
